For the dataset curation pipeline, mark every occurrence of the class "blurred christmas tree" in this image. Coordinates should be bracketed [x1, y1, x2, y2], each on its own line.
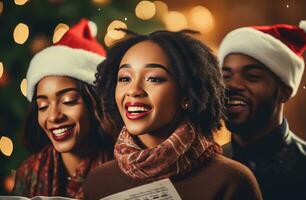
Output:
[0, 0, 163, 195]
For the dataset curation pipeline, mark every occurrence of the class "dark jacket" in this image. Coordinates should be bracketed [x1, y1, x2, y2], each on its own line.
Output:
[223, 119, 306, 200]
[84, 154, 262, 200]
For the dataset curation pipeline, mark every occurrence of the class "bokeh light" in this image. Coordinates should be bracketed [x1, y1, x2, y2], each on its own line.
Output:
[30, 34, 50, 54]
[20, 78, 27, 97]
[3, 174, 15, 194]
[13, 23, 29, 44]
[0, 62, 3, 79]
[189, 6, 215, 33]
[135, 1, 156, 20]
[91, 0, 109, 6]
[163, 11, 187, 31]
[53, 23, 69, 44]
[0, 136, 13, 157]
[153, 1, 168, 19]
[14, 0, 28, 6]
[0, 1, 3, 15]
[104, 33, 116, 47]
[107, 20, 127, 40]
[213, 121, 231, 146]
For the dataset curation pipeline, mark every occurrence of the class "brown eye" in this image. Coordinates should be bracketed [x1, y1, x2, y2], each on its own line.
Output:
[146, 76, 166, 83]
[118, 76, 131, 82]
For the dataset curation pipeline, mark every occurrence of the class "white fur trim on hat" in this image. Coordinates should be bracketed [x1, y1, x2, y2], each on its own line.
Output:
[218, 27, 304, 97]
[26, 45, 105, 101]
[299, 20, 306, 32]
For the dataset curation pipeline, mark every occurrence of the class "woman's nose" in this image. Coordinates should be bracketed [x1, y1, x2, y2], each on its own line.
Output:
[126, 80, 147, 98]
[47, 105, 65, 123]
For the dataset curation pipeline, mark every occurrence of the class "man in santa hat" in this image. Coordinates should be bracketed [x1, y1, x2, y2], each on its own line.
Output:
[219, 21, 306, 200]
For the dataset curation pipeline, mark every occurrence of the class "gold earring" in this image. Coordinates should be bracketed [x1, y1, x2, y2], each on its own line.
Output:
[183, 103, 190, 109]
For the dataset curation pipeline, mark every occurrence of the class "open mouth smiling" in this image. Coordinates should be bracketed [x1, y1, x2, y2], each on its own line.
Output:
[125, 103, 152, 120]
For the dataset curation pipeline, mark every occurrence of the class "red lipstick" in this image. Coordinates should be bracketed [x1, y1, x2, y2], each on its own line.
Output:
[49, 126, 74, 142]
[125, 102, 152, 120]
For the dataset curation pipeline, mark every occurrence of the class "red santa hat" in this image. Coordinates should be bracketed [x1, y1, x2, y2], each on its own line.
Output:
[219, 20, 306, 97]
[26, 18, 106, 101]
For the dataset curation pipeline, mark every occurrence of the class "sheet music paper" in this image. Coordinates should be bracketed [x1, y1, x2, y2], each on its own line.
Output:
[101, 178, 182, 200]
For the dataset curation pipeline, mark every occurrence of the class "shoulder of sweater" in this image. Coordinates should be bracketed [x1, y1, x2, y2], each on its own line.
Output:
[17, 145, 53, 169]
[84, 160, 124, 188]
[207, 155, 263, 199]
[208, 154, 257, 182]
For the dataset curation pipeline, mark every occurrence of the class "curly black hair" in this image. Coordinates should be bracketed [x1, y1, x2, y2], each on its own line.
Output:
[95, 29, 226, 138]
[23, 79, 114, 154]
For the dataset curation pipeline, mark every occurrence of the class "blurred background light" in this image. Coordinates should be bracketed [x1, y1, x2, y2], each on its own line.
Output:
[163, 11, 187, 31]
[14, 0, 28, 6]
[0, 62, 3, 79]
[135, 1, 156, 20]
[189, 5, 215, 33]
[0, 136, 13, 157]
[0, 1, 3, 15]
[20, 78, 27, 97]
[13, 23, 29, 45]
[153, 1, 168, 19]
[104, 33, 116, 47]
[30, 34, 50, 54]
[107, 20, 127, 40]
[91, 0, 109, 6]
[52, 23, 69, 44]
[3, 173, 15, 193]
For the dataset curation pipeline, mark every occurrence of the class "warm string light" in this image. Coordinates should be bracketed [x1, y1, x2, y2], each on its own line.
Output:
[104, 33, 116, 47]
[213, 121, 231, 146]
[303, 86, 306, 90]
[163, 11, 187, 31]
[153, 1, 168, 19]
[189, 6, 215, 33]
[53, 23, 69, 43]
[104, 20, 127, 47]
[0, 62, 3, 79]
[135, 0, 156, 20]
[106, 20, 127, 40]
[20, 78, 27, 97]
[30, 34, 50, 54]
[13, 23, 29, 44]
[14, 0, 28, 5]
[0, 1, 3, 15]
[3, 174, 15, 194]
[0, 136, 13, 157]
[91, 0, 109, 6]
[0, 65, 9, 86]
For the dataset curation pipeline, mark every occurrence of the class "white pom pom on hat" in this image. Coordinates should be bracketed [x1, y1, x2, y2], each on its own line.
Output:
[26, 18, 106, 101]
[218, 20, 306, 98]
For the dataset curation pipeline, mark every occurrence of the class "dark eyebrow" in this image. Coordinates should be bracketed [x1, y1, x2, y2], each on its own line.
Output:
[222, 64, 266, 72]
[35, 88, 79, 100]
[119, 63, 171, 74]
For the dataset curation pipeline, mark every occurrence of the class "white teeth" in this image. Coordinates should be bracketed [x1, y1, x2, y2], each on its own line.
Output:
[127, 106, 149, 112]
[52, 127, 69, 135]
[228, 100, 247, 105]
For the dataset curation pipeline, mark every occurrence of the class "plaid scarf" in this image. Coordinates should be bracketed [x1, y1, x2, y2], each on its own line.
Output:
[13, 145, 112, 199]
[115, 121, 222, 181]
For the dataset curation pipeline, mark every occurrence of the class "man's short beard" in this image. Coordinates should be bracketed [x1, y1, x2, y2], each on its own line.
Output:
[225, 96, 278, 138]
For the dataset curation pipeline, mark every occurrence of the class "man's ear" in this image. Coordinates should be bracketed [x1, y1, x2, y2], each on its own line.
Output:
[279, 84, 292, 103]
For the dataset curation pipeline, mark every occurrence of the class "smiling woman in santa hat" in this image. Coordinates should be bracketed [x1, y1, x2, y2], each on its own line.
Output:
[12, 19, 115, 199]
